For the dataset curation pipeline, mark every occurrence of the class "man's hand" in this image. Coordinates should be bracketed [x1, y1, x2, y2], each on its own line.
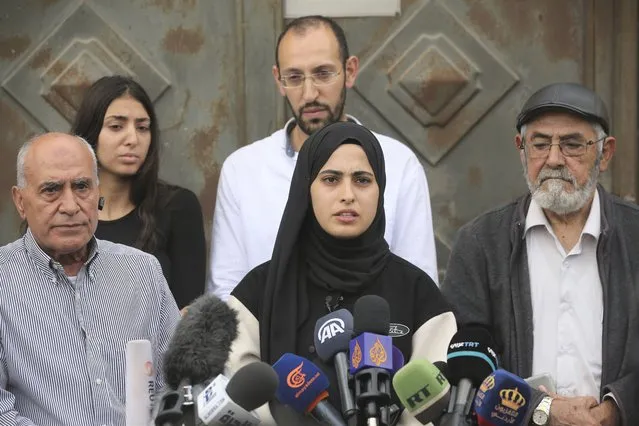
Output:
[180, 305, 190, 317]
[538, 386, 600, 426]
[590, 399, 619, 426]
[548, 396, 600, 426]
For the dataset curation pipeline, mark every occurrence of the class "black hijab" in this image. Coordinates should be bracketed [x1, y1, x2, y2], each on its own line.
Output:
[260, 121, 391, 364]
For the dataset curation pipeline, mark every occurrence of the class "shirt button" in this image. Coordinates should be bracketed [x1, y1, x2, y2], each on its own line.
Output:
[95, 378, 102, 385]
[308, 345, 315, 354]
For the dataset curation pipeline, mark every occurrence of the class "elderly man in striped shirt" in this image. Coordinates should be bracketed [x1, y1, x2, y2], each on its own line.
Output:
[0, 133, 180, 425]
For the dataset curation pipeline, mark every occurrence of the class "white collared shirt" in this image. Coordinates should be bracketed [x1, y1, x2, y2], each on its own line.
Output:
[207, 116, 439, 300]
[525, 191, 603, 400]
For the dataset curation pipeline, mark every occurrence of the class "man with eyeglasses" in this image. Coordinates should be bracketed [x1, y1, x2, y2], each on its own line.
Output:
[442, 82, 639, 426]
[207, 15, 438, 300]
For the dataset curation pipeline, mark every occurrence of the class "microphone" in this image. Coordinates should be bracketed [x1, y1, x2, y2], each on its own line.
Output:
[313, 309, 357, 420]
[272, 353, 347, 426]
[391, 346, 405, 374]
[392, 359, 451, 425]
[473, 369, 531, 426]
[155, 294, 239, 426]
[433, 361, 449, 380]
[350, 295, 394, 426]
[126, 339, 155, 426]
[439, 327, 498, 426]
[196, 361, 279, 425]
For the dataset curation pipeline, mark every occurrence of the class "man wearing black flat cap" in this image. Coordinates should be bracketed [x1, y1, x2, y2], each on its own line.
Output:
[442, 82, 639, 426]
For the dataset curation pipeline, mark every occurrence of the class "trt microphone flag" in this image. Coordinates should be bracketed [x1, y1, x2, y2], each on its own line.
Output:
[474, 369, 531, 426]
[196, 375, 260, 425]
[126, 339, 155, 426]
[349, 332, 393, 375]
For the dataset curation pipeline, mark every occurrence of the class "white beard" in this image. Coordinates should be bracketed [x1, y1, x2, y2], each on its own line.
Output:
[525, 161, 600, 215]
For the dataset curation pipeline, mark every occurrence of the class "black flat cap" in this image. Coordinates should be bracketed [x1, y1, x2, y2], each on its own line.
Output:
[516, 82, 610, 134]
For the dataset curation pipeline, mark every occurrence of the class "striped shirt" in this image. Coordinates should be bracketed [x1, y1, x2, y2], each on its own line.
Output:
[0, 230, 180, 426]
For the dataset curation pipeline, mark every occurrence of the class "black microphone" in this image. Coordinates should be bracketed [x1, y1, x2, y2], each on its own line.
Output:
[155, 294, 239, 426]
[314, 308, 357, 420]
[196, 361, 279, 425]
[438, 327, 498, 426]
[351, 295, 393, 426]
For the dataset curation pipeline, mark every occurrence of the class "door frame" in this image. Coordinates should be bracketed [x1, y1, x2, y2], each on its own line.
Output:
[586, 0, 638, 202]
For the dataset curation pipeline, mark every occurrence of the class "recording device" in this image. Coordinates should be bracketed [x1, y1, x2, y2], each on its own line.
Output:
[126, 339, 155, 426]
[439, 327, 499, 426]
[351, 295, 394, 426]
[314, 309, 357, 420]
[98, 196, 105, 210]
[392, 359, 451, 425]
[524, 373, 556, 394]
[196, 361, 278, 425]
[272, 353, 346, 426]
[155, 294, 239, 426]
[473, 369, 531, 426]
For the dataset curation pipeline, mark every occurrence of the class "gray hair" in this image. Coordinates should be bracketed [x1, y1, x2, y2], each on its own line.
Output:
[16, 134, 99, 188]
[520, 122, 607, 156]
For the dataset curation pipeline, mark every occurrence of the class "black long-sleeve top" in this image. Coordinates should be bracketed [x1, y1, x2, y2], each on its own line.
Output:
[95, 186, 206, 308]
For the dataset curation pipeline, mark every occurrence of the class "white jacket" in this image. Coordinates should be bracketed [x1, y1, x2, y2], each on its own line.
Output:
[208, 117, 438, 300]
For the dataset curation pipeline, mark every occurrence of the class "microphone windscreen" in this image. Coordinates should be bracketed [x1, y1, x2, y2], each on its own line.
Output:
[446, 327, 498, 386]
[272, 353, 330, 414]
[353, 295, 390, 335]
[433, 361, 449, 380]
[392, 359, 450, 425]
[226, 362, 279, 412]
[163, 294, 238, 388]
[473, 369, 531, 426]
[314, 309, 354, 361]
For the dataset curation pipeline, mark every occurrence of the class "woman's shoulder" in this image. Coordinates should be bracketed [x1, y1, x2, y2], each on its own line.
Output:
[158, 183, 202, 211]
[381, 253, 440, 293]
[385, 253, 434, 280]
[230, 261, 271, 317]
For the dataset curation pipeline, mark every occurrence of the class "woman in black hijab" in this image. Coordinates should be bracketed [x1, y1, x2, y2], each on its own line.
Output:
[227, 121, 456, 425]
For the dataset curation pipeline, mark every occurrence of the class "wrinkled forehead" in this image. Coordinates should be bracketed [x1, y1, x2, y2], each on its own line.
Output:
[25, 142, 95, 185]
[522, 111, 597, 138]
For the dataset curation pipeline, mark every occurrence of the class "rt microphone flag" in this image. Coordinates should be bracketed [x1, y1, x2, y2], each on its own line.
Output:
[392, 359, 450, 425]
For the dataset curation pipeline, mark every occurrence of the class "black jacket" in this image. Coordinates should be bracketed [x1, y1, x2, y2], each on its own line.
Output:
[442, 185, 639, 425]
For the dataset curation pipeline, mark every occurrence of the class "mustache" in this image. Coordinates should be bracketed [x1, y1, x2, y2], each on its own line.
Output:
[299, 102, 329, 113]
[536, 167, 576, 185]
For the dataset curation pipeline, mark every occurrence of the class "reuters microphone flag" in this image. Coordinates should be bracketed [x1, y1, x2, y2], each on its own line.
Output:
[126, 339, 155, 426]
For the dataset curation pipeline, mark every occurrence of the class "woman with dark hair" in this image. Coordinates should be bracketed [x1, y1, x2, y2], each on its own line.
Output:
[225, 121, 456, 425]
[72, 75, 206, 309]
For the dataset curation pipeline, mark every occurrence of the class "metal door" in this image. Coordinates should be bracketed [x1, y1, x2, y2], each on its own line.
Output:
[0, 0, 282, 245]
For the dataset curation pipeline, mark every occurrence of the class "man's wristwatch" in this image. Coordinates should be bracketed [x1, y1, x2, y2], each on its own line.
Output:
[532, 396, 553, 425]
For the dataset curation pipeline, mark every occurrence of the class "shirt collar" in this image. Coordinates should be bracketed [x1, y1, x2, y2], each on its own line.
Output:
[24, 228, 100, 282]
[524, 190, 601, 240]
[284, 115, 362, 157]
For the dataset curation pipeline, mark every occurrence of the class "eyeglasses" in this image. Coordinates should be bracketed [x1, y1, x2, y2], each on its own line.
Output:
[520, 135, 606, 159]
[279, 70, 341, 88]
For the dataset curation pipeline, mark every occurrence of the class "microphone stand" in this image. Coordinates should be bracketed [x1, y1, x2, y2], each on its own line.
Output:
[354, 368, 392, 426]
[154, 384, 196, 426]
